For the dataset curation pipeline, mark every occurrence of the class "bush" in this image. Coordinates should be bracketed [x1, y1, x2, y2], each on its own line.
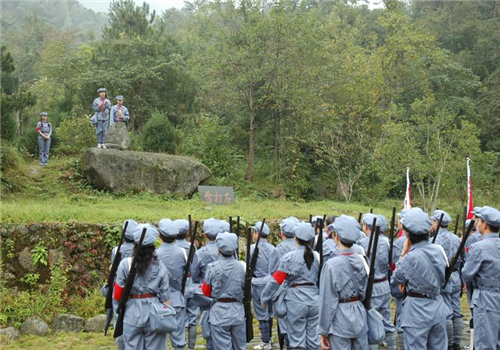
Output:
[141, 111, 176, 154]
[178, 114, 235, 179]
[56, 117, 95, 156]
[0, 112, 17, 141]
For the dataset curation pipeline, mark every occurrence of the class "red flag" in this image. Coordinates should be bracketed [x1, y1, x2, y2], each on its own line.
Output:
[466, 157, 474, 220]
[403, 167, 412, 209]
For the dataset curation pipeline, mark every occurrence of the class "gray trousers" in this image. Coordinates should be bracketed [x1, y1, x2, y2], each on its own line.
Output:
[123, 322, 167, 350]
[38, 136, 50, 164]
[186, 297, 199, 327]
[403, 319, 447, 350]
[329, 334, 369, 350]
[96, 120, 108, 144]
[285, 300, 319, 350]
[167, 305, 187, 348]
[210, 323, 246, 350]
[473, 306, 500, 350]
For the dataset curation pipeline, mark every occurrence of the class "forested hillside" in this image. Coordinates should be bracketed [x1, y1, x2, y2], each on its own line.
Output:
[1, 0, 499, 209]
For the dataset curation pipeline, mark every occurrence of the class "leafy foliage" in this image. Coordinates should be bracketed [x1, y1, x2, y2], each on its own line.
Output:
[55, 118, 95, 156]
[141, 111, 176, 154]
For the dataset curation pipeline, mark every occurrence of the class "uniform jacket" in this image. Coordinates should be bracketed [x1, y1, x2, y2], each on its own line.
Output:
[462, 233, 500, 312]
[157, 242, 188, 307]
[317, 249, 369, 338]
[393, 240, 449, 328]
[92, 97, 112, 121]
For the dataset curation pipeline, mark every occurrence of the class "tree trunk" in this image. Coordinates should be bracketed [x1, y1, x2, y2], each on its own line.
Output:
[245, 84, 256, 181]
[273, 110, 280, 183]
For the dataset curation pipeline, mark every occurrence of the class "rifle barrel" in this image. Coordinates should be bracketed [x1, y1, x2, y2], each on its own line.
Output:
[105, 221, 128, 310]
[431, 213, 445, 244]
[114, 227, 147, 338]
[181, 221, 198, 294]
[364, 226, 381, 310]
[366, 217, 378, 257]
[444, 220, 475, 288]
[387, 207, 396, 280]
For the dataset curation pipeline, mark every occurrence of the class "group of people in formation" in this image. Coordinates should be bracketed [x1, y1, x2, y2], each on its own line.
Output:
[35, 87, 129, 165]
[107, 205, 500, 350]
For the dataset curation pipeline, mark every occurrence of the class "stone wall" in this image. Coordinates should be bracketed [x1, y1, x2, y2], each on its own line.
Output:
[0, 221, 281, 293]
[1, 222, 119, 294]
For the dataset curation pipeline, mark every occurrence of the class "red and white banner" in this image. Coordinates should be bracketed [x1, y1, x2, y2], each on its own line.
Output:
[466, 157, 474, 220]
[403, 167, 412, 209]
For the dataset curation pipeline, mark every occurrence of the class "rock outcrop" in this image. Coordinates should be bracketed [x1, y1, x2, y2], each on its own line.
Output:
[82, 149, 211, 195]
[105, 122, 131, 150]
[51, 314, 85, 333]
[21, 317, 49, 336]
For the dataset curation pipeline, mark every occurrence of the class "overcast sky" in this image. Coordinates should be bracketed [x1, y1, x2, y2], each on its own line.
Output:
[80, 0, 383, 14]
[80, 0, 187, 13]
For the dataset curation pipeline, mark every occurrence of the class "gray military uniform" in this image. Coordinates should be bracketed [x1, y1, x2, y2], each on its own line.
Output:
[157, 242, 188, 350]
[205, 256, 246, 350]
[36, 121, 52, 165]
[92, 97, 112, 144]
[318, 249, 369, 350]
[393, 240, 449, 350]
[262, 245, 320, 350]
[359, 234, 396, 349]
[115, 258, 171, 350]
[462, 232, 500, 350]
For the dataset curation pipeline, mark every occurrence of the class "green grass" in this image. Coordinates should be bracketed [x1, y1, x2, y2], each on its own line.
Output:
[1, 157, 400, 225]
[1, 333, 116, 350]
[2, 156, 493, 226]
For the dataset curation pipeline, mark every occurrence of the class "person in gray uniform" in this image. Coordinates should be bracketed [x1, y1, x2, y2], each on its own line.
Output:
[390, 209, 410, 350]
[107, 219, 138, 350]
[462, 206, 500, 350]
[431, 210, 462, 350]
[174, 219, 200, 350]
[157, 219, 188, 350]
[202, 232, 246, 350]
[318, 215, 370, 350]
[393, 208, 449, 350]
[190, 218, 225, 350]
[465, 207, 483, 255]
[113, 223, 171, 350]
[36, 112, 52, 166]
[359, 214, 396, 350]
[324, 215, 366, 259]
[268, 216, 299, 348]
[92, 87, 112, 148]
[261, 222, 320, 350]
[110, 95, 130, 126]
[250, 221, 276, 350]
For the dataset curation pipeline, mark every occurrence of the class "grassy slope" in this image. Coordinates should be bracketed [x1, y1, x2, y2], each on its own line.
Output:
[1, 157, 400, 224]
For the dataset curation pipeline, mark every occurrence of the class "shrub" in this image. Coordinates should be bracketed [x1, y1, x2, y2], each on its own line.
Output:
[0, 112, 17, 141]
[141, 111, 176, 154]
[56, 117, 95, 156]
[178, 114, 235, 179]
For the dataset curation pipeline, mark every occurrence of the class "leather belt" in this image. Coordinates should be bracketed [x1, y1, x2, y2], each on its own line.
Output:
[407, 292, 429, 299]
[291, 282, 314, 288]
[217, 298, 238, 303]
[339, 296, 361, 303]
[130, 293, 156, 299]
[374, 277, 387, 283]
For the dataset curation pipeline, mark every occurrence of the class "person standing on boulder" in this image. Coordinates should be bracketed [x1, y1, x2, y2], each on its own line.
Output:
[36, 112, 52, 166]
[110, 95, 130, 127]
[92, 87, 112, 149]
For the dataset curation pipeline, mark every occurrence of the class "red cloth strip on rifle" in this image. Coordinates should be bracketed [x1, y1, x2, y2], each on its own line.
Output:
[202, 282, 212, 297]
[130, 293, 156, 299]
[273, 270, 288, 285]
[113, 282, 124, 301]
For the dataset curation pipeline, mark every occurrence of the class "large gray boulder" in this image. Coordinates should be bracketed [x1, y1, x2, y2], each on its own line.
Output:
[21, 316, 49, 336]
[83, 149, 211, 195]
[84, 314, 107, 333]
[106, 122, 131, 150]
[51, 314, 85, 333]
